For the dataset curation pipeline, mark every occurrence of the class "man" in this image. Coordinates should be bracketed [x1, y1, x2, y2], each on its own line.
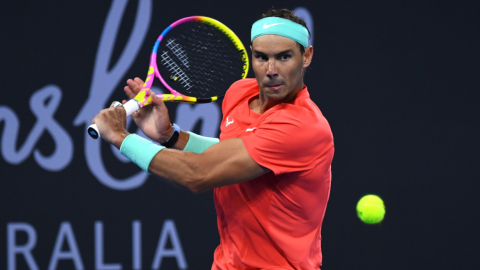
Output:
[93, 8, 334, 270]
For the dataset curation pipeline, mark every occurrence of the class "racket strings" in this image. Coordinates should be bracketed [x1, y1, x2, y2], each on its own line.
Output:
[165, 39, 190, 68]
[158, 21, 245, 98]
[160, 51, 193, 90]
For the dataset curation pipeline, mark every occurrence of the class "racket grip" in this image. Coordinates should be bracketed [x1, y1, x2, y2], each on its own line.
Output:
[87, 100, 140, 139]
[87, 124, 101, 139]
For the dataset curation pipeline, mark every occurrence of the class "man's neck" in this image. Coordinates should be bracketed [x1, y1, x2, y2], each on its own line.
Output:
[250, 83, 304, 114]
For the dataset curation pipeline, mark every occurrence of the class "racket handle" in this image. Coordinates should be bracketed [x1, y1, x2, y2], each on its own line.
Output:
[87, 124, 101, 139]
[87, 100, 141, 139]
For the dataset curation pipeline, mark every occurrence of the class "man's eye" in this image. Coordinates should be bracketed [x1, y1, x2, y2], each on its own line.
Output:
[255, 55, 267, 61]
[279, 54, 291, 60]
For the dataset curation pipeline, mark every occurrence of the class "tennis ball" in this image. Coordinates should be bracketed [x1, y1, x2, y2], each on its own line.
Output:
[356, 195, 385, 224]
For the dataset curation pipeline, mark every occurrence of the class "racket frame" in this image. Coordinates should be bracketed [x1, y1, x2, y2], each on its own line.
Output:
[133, 16, 249, 106]
[88, 16, 249, 139]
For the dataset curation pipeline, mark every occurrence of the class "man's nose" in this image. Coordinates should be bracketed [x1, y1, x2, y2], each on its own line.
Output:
[266, 60, 278, 77]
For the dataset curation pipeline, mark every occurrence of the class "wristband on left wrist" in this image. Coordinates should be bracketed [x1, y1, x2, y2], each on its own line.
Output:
[120, 134, 165, 173]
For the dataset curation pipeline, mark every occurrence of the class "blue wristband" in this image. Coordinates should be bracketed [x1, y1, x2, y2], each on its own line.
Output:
[120, 134, 165, 173]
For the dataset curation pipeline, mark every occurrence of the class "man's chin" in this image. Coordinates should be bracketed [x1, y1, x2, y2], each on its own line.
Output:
[264, 92, 286, 101]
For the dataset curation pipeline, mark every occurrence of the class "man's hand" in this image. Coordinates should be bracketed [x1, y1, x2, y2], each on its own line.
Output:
[92, 103, 130, 149]
[123, 78, 174, 143]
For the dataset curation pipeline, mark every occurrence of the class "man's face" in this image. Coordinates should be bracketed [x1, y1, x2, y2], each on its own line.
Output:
[251, 35, 312, 101]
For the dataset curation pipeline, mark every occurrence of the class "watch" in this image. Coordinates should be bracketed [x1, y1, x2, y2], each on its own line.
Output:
[161, 123, 180, 148]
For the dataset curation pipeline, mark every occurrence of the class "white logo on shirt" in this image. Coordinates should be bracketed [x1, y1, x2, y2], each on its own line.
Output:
[263, 22, 285, 29]
[246, 127, 257, 132]
[226, 116, 234, 127]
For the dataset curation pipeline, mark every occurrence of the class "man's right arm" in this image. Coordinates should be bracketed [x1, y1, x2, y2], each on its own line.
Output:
[147, 137, 268, 193]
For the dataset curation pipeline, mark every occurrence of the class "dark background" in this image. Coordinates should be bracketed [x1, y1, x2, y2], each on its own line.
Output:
[1, 0, 479, 269]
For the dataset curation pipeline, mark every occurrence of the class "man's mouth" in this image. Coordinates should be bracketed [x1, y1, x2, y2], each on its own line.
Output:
[265, 83, 283, 91]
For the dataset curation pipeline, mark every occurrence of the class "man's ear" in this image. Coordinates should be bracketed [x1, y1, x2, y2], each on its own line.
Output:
[303, 46, 313, 68]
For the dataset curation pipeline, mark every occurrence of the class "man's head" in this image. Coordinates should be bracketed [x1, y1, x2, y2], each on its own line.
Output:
[251, 8, 313, 102]
[260, 8, 311, 54]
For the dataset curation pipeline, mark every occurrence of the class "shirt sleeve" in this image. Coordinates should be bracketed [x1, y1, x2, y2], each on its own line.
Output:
[242, 108, 333, 175]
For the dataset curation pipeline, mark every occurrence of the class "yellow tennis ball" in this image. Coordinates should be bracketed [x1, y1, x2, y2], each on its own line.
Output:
[356, 195, 385, 224]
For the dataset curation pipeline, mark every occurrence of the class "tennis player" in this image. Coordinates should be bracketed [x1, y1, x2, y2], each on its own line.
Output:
[93, 8, 334, 270]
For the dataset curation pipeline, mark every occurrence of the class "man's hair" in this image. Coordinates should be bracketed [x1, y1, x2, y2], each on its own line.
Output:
[261, 8, 310, 54]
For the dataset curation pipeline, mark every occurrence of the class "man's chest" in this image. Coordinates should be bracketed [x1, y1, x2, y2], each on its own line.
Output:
[219, 102, 260, 140]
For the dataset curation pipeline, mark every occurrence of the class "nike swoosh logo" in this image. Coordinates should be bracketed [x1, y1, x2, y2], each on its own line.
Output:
[246, 128, 257, 132]
[263, 22, 285, 29]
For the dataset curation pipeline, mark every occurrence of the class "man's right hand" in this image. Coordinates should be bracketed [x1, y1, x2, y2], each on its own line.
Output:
[123, 77, 174, 144]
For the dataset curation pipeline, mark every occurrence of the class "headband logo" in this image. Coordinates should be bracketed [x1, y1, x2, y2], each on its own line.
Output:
[263, 22, 285, 29]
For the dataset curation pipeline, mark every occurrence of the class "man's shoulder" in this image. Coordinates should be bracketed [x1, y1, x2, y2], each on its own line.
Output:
[229, 78, 258, 89]
[274, 97, 325, 126]
[225, 79, 258, 99]
[259, 98, 332, 143]
[222, 79, 258, 111]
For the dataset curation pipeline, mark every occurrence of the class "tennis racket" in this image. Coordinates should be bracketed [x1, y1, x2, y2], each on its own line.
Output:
[88, 16, 249, 139]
